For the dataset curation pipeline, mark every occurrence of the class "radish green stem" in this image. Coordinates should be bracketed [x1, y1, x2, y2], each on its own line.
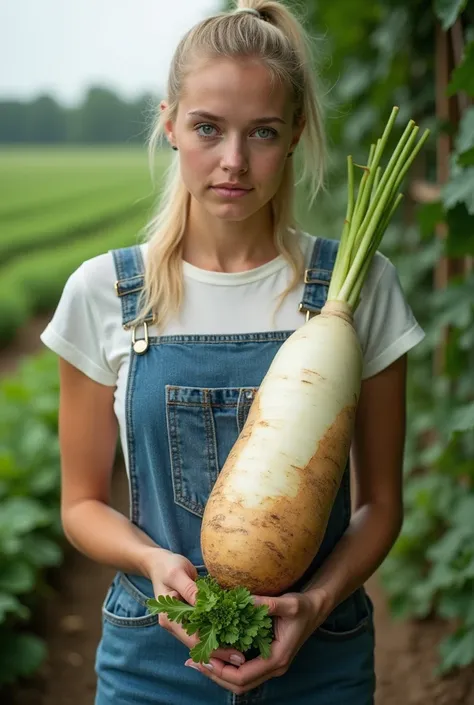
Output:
[326, 107, 430, 311]
[352, 119, 415, 255]
[347, 193, 404, 311]
[330, 156, 355, 295]
[337, 126, 420, 303]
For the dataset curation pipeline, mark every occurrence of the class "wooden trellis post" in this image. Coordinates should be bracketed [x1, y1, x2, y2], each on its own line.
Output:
[410, 17, 472, 373]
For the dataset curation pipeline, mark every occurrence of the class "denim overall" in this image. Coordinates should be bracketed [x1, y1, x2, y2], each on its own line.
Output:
[95, 236, 375, 705]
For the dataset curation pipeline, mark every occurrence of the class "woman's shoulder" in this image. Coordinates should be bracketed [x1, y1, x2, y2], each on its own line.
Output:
[40, 246, 143, 386]
[63, 248, 133, 326]
[69, 251, 116, 310]
[79, 250, 116, 283]
[74, 243, 147, 304]
[80, 243, 146, 283]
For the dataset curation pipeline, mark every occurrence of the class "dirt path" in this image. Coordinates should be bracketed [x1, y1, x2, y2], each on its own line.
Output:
[0, 314, 52, 376]
[2, 318, 474, 705]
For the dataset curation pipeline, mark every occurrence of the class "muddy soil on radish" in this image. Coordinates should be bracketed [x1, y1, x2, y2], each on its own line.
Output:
[2, 318, 473, 705]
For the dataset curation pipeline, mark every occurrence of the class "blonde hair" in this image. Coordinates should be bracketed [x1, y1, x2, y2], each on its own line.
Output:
[135, 1, 327, 330]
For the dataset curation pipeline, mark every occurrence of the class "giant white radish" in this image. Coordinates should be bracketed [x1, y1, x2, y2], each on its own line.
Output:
[201, 107, 430, 595]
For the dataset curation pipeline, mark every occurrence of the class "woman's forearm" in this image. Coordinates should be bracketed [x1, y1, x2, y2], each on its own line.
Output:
[303, 501, 403, 613]
[62, 499, 168, 579]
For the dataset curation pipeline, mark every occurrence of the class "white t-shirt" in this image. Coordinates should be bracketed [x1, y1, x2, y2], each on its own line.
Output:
[40, 231, 424, 473]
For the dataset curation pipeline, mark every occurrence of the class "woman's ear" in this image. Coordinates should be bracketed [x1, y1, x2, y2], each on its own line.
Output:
[160, 101, 176, 150]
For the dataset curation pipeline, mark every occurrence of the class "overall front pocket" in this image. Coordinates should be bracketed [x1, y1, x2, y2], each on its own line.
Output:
[165, 385, 257, 518]
[315, 588, 374, 641]
[102, 574, 159, 628]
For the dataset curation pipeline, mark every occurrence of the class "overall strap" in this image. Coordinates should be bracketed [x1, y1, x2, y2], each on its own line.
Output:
[111, 245, 153, 353]
[299, 237, 339, 321]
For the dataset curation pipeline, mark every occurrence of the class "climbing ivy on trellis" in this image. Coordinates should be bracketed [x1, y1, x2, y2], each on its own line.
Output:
[306, 0, 474, 673]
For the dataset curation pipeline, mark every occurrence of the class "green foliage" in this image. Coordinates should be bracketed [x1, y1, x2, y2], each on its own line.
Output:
[0, 634, 47, 684]
[147, 575, 273, 664]
[447, 36, 474, 97]
[296, 0, 474, 674]
[0, 352, 63, 684]
[434, 0, 468, 30]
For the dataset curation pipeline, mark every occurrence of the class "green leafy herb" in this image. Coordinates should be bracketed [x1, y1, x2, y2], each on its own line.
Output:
[146, 575, 273, 664]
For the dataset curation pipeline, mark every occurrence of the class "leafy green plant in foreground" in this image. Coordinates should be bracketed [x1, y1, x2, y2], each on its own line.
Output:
[0, 352, 63, 685]
[147, 575, 273, 664]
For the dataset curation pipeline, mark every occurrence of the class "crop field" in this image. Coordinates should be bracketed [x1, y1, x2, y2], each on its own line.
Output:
[0, 147, 169, 345]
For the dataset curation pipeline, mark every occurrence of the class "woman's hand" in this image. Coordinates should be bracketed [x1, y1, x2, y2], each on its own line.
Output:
[146, 549, 246, 668]
[184, 588, 329, 694]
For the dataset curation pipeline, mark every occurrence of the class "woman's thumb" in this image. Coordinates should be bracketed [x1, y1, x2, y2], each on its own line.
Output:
[171, 570, 198, 605]
[253, 595, 298, 617]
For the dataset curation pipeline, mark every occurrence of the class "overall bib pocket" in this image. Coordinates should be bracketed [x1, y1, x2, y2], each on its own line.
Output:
[165, 385, 257, 518]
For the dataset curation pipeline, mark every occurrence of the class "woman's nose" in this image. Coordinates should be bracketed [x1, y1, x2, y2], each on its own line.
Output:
[220, 138, 248, 174]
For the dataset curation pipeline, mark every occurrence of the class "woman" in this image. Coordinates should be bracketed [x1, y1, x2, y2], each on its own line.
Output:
[41, 2, 424, 703]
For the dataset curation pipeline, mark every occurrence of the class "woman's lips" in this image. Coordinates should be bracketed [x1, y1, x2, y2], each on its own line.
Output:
[211, 186, 253, 199]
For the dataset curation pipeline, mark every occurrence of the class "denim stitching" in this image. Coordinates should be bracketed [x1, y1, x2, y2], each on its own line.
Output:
[237, 388, 256, 433]
[125, 341, 140, 524]
[102, 573, 158, 628]
[112, 245, 153, 327]
[237, 392, 246, 434]
[316, 616, 370, 641]
[166, 386, 259, 518]
[305, 267, 333, 278]
[166, 387, 206, 518]
[166, 392, 184, 511]
[115, 274, 144, 294]
[167, 401, 240, 408]
[112, 247, 142, 326]
[118, 573, 150, 606]
[103, 612, 158, 628]
[111, 248, 126, 282]
[167, 385, 256, 408]
[203, 389, 220, 498]
[300, 237, 339, 313]
[113, 246, 142, 524]
[131, 243, 141, 277]
[165, 385, 181, 516]
[152, 332, 294, 345]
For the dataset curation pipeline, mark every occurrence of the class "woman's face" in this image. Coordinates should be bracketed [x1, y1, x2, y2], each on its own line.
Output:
[163, 57, 303, 223]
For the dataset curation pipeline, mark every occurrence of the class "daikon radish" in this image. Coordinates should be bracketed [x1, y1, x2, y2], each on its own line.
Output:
[201, 107, 430, 595]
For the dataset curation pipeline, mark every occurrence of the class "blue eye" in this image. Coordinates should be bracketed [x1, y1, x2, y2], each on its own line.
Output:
[253, 127, 277, 140]
[196, 124, 218, 138]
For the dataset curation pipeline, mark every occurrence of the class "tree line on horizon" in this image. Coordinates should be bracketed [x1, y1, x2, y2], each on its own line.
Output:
[0, 86, 159, 145]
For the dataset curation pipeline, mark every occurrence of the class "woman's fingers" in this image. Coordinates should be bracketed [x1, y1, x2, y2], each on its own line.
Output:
[158, 611, 245, 666]
[184, 657, 280, 695]
[210, 647, 245, 666]
[164, 568, 198, 606]
[154, 568, 247, 668]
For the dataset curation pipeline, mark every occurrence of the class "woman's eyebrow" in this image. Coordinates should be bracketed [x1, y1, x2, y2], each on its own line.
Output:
[187, 110, 286, 125]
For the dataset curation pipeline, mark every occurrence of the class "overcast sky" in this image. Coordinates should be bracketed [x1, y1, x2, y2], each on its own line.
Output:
[0, 0, 221, 106]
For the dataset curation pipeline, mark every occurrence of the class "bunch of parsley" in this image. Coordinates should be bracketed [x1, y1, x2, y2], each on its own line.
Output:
[146, 575, 273, 664]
